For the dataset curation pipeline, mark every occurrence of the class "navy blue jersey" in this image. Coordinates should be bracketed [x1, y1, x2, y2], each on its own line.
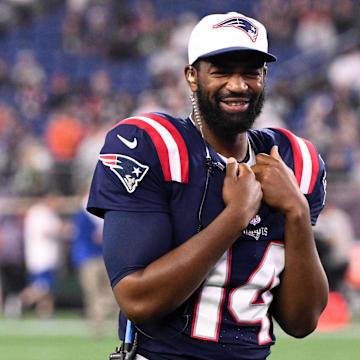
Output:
[87, 112, 326, 360]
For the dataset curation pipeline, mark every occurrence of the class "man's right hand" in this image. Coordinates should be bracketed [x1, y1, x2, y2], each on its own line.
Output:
[222, 157, 263, 232]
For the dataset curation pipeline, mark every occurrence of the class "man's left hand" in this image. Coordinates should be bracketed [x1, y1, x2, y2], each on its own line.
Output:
[251, 145, 308, 215]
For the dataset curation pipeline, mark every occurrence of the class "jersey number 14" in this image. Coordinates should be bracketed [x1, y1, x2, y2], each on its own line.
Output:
[191, 241, 285, 345]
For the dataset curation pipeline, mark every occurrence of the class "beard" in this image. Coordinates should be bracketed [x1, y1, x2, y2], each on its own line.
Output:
[196, 83, 265, 137]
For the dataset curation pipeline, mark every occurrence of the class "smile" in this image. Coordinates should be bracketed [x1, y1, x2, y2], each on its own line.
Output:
[220, 99, 250, 112]
[225, 100, 249, 106]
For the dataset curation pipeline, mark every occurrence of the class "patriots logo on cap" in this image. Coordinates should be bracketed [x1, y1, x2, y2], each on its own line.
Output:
[99, 154, 149, 193]
[213, 17, 258, 42]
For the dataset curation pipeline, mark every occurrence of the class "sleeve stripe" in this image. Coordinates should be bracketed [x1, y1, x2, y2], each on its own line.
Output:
[303, 138, 320, 193]
[276, 128, 303, 187]
[122, 117, 172, 181]
[145, 113, 189, 183]
[276, 128, 319, 194]
[297, 137, 313, 193]
[121, 114, 189, 183]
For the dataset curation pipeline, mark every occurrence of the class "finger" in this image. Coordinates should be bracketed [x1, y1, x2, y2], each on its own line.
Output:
[255, 152, 272, 165]
[226, 157, 238, 178]
[238, 162, 252, 176]
[256, 146, 282, 165]
[250, 164, 264, 181]
[270, 145, 281, 160]
[251, 163, 259, 174]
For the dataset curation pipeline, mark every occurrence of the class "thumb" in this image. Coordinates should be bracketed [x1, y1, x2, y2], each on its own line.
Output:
[238, 162, 252, 176]
[270, 145, 281, 160]
[226, 157, 238, 178]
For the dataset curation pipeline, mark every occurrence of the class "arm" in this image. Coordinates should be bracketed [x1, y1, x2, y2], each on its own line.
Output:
[106, 159, 262, 324]
[252, 146, 329, 338]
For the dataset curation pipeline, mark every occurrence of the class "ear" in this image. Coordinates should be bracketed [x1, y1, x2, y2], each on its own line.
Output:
[184, 65, 198, 91]
[263, 65, 267, 78]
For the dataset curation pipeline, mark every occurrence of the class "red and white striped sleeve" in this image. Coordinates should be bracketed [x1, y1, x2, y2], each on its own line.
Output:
[117, 113, 189, 183]
[276, 128, 320, 195]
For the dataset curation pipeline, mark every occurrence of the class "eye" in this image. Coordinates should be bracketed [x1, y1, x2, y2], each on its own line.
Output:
[210, 68, 231, 77]
[246, 70, 261, 77]
[241, 73, 261, 81]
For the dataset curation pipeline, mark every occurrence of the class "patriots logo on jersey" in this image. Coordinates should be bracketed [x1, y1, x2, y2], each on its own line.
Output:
[249, 214, 261, 226]
[213, 17, 258, 42]
[99, 154, 149, 193]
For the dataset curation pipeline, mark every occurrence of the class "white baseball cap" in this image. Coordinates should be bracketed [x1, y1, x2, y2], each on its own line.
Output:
[188, 12, 276, 64]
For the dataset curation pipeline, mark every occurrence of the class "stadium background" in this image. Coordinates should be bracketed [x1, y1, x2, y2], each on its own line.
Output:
[0, 0, 359, 359]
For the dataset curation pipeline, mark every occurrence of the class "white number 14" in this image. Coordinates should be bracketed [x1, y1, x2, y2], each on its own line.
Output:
[191, 242, 285, 345]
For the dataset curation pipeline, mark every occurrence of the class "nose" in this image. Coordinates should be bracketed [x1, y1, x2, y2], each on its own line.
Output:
[226, 74, 248, 92]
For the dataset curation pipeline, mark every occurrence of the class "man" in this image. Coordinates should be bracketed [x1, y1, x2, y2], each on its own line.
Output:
[70, 188, 117, 336]
[88, 12, 328, 360]
[21, 192, 63, 318]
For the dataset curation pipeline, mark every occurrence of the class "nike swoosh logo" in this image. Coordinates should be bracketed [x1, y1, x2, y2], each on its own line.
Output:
[117, 134, 138, 149]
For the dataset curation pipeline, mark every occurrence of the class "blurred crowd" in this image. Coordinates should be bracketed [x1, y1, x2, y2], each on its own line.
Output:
[1, 0, 360, 198]
[0, 0, 60, 35]
[0, 0, 360, 326]
[0, 0, 359, 199]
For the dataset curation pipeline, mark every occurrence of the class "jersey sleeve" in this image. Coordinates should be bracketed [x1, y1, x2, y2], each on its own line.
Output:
[267, 128, 327, 225]
[304, 154, 326, 225]
[103, 210, 173, 287]
[87, 113, 190, 285]
[87, 113, 189, 218]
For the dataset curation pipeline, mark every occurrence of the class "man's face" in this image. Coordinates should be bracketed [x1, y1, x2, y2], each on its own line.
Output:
[194, 52, 266, 136]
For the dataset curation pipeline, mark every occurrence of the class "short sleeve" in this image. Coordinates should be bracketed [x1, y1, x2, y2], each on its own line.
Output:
[87, 120, 169, 218]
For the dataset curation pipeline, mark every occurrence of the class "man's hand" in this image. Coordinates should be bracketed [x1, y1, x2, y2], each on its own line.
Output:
[251, 146, 308, 215]
[251, 147, 328, 337]
[223, 157, 263, 231]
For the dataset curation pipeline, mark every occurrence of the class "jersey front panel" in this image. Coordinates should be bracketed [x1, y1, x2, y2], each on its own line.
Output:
[87, 113, 326, 360]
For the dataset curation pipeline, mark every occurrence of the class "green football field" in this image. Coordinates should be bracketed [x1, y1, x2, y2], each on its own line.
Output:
[0, 312, 359, 360]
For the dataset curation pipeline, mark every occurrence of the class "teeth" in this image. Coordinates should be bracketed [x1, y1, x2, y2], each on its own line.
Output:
[228, 101, 247, 106]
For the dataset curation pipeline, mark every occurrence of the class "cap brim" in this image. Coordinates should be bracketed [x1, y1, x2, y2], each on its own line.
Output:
[196, 47, 277, 63]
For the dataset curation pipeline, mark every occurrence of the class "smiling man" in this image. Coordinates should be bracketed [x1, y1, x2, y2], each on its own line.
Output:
[193, 53, 266, 135]
[87, 12, 328, 360]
